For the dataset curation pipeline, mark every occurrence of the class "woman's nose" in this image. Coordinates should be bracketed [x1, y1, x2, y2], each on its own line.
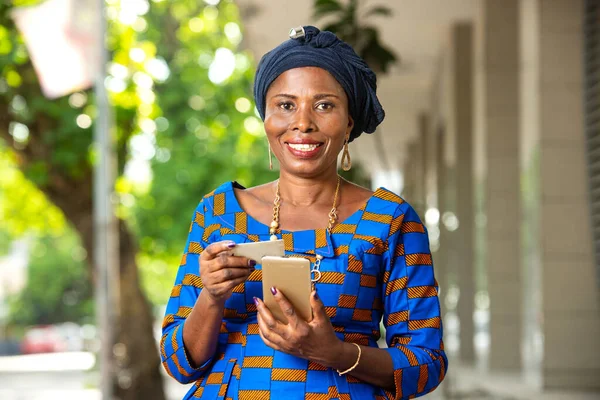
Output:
[291, 106, 316, 133]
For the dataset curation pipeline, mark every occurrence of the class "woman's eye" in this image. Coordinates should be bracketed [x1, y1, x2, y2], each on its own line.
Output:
[316, 102, 334, 111]
[278, 102, 294, 110]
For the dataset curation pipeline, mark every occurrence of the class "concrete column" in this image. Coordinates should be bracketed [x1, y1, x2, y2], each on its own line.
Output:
[405, 120, 427, 216]
[476, 0, 522, 371]
[402, 142, 417, 202]
[415, 114, 429, 216]
[521, 0, 600, 390]
[450, 23, 476, 364]
[436, 129, 450, 318]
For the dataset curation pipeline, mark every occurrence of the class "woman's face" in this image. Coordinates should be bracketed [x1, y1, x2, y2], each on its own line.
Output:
[264, 67, 354, 178]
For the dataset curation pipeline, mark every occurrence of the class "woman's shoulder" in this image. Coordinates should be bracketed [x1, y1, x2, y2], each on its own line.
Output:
[190, 181, 237, 214]
[200, 180, 265, 200]
[195, 180, 275, 217]
[364, 184, 408, 213]
[231, 180, 273, 198]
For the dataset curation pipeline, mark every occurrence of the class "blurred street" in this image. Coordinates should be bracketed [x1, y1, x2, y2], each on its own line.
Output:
[0, 352, 191, 400]
[1, 352, 599, 400]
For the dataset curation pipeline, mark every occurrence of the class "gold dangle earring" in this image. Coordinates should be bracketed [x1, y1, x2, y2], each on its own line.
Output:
[268, 143, 273, 170]
[341, 136, 352, 171]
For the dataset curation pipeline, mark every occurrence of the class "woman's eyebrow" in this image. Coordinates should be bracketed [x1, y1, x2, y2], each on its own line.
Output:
[271, 93, 340, 100]
[272, 93, 296, 99]
[314, 93, 340, 100]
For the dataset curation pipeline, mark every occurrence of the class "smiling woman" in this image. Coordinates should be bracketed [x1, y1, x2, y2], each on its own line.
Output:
[264, 67, 351, 178]
[160, 25, 447, 400]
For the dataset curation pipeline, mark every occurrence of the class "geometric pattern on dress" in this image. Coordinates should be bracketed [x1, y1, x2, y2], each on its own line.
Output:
[161, 181, 448, 399]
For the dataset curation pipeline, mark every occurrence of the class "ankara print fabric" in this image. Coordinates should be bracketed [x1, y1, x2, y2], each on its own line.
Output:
[161, 181, 448, 400]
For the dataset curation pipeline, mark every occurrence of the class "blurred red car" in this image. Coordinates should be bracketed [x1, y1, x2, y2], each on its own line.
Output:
[20, 325, 67, 354]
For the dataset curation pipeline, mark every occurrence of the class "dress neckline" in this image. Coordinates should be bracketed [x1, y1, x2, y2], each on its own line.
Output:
[228, 181, 385, 235]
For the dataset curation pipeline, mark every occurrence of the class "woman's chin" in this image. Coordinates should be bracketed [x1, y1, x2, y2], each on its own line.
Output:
[280, 159, 330, 178]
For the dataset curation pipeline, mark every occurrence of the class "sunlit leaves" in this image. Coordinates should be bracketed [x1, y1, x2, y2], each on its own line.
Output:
[0, 148, 66, 237]
[1, 0, 277, 309]
[11, 0, 44, 7]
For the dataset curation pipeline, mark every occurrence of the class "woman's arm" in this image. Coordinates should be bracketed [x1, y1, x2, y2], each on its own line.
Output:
[182, 241, 255, 366]
[160, 200, 254, 383]
[373, 202, 448, 399]
[323, 339, 396, 391]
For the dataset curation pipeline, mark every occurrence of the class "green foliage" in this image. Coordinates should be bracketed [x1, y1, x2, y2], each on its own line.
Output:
[313, 0, 398, 74]
[0, 0, 379, 319]
[0, 142, 67, 237]
[7, 230, 93, 326]
[122, 1, 277, 304]
[0, 229, 11, 254]
[1, 0, 278, 310]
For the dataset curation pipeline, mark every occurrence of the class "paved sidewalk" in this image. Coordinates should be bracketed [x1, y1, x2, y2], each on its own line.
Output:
[0, 352, 597, 399]
[438, 361, 600, 400]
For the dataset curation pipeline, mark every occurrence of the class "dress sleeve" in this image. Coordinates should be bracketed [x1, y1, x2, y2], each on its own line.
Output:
[160, 199, 214, 383]
[380, 203, 448, 399]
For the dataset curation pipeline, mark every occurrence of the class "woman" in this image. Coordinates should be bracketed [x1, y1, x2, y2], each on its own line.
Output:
[161, 26, 447, 400]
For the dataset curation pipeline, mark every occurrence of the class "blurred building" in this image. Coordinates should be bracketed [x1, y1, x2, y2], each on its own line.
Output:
[236, 0, 599, 398]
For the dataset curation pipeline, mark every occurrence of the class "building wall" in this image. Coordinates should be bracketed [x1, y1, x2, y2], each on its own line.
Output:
[421, 0, 600, 391]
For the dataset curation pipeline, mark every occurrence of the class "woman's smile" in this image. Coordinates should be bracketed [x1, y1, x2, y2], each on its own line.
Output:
[285, 140, 324, 158]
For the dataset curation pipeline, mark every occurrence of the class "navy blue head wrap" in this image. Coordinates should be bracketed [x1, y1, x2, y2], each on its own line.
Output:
[253, 25, 385, 142]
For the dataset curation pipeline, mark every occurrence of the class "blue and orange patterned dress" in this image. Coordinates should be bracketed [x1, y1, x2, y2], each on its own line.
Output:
[161, 181, 448, 400]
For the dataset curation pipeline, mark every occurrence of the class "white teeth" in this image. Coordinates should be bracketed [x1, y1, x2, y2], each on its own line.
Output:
[288, 143, 319, 151]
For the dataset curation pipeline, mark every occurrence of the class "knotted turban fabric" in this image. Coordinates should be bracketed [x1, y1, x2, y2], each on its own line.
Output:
[253, 25, 385, 142]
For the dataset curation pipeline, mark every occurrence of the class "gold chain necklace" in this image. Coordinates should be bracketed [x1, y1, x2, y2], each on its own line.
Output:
[269, 175, 342, 282]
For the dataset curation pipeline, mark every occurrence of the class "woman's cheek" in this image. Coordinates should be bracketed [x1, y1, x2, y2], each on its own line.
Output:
[265, 114, 289, 135]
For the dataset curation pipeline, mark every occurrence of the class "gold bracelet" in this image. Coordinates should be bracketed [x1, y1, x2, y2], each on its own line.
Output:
[336, 343, 362, 376]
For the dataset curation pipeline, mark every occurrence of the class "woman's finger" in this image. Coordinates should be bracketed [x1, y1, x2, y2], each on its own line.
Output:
[203, 241, 236, 260]
[221, 274, 251, 292]
[271, 287, 301, 328]
[255, 296, 288, 336]
[257, 318, 282, 351]
[211, 253, 256, 272]
[209, 264, 252, 284]
[308, 290, 327, 325]
[205, 274, 249, 299]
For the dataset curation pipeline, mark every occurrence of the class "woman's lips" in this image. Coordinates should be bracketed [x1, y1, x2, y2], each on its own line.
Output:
[285, 142, 324, 159]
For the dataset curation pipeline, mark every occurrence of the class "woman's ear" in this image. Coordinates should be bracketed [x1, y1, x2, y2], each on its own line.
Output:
[347, 115, 354, 136]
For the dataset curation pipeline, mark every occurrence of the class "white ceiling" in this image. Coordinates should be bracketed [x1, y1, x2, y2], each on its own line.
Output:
[235, 0, 479, 176]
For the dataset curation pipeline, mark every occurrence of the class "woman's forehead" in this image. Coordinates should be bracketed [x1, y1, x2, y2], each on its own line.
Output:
[267, 67, 346, 96]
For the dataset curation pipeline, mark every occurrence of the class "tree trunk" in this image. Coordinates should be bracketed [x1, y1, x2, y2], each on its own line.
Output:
[113, 219, 166, 400]
[71, 212, 167, 400]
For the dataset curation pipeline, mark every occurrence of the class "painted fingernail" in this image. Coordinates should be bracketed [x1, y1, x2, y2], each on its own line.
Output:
[248, 259, 257, 267]
[227, 242, 236, 248]
[249, 267, 256, 272]
[253, 296, 259, 306]
[313, 291, 319, 300]
[270, 286, 277, 295]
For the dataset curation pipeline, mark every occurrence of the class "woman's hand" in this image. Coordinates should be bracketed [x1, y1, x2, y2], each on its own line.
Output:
[199, 241, 256, 306]
[255, 289, 345, 368]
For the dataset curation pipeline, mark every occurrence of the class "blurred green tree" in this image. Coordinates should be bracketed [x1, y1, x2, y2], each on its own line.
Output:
[0, 143, 91, 326]
[7, 231, 93, 326]
[0, 0, 274, 398]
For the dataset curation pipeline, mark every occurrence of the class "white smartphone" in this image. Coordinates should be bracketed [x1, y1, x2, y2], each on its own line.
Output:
[261, 256, 312, 324]
[231, 239, 284, 261]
